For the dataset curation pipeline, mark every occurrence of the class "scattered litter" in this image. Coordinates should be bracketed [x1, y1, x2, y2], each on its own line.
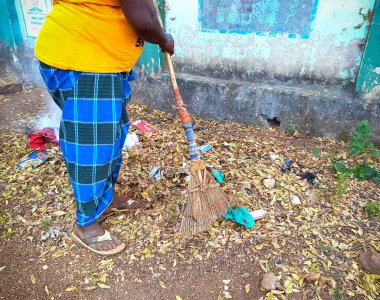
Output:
[223, 141, 229, 147]
[27, 128, 58, 150]
[245, 183, 253, 194]
[149, 166, 161, 181]
[281, 159, 293, 173]
[212, 170, 224, 184]
[270, 153, 279, 161]
[198, 144, 212, 153]
[249, 209, 267, 220]
[261, 272, 277, 291]
[180, 162, 189, 170]
[263, 178, 275, 190]
[123, 132, 142, 153]
[301, 172, 317, 185]
[167, 141, 176, 147]
[40, 226, 68, 241]
[18, 150, 48, 169]
[321, 244, 332, 256]
[275, 259, 284, 267]
[222, 280, 232, 299]
[132, 120, 156, 133]
[290, 194, 301, 205]
[151, 270, 161, 278]
[224, 207, 255, 229]
[132, 120, 156, 139]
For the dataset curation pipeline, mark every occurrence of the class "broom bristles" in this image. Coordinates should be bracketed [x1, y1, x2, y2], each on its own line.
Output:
[180, 159, 229, 237]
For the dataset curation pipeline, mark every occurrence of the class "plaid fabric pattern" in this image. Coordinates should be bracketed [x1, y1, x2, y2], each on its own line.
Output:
[39, 62, 135, 226]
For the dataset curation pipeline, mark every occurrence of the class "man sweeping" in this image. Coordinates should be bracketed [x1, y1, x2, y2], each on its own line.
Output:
[35, 0, 174, 255]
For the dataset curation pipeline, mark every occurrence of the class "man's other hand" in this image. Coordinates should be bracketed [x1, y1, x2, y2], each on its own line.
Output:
[159, 33, 174, 55]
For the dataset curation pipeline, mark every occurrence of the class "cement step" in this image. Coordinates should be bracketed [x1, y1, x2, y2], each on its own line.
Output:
[133, 71, 380, 143]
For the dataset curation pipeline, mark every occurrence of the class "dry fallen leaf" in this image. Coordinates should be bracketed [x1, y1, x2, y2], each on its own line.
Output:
[305, 272, 321, 282]
[159, 280, 166, 289]
[52, 210, 66, 217]
[1, 100, 380, 299]
[97, 283, 111, 289]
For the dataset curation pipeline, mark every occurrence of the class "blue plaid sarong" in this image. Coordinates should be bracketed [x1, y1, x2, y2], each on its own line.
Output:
[39, 62, 135, 226]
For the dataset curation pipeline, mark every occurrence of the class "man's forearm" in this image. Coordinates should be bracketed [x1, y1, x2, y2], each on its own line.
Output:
[119, 0, 167, 45]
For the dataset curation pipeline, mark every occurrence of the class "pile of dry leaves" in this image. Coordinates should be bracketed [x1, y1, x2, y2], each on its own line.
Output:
[0, 104, 379, 299]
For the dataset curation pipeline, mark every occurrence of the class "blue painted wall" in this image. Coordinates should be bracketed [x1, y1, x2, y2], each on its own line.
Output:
[167, 0, 375, 85]
[200, 0, 318, 38]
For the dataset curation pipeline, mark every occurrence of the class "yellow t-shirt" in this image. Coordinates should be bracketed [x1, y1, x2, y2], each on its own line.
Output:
[35, 0, 144, 72]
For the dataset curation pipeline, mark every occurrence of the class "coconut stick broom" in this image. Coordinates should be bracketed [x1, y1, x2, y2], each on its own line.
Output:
[151, 0, 229, 237]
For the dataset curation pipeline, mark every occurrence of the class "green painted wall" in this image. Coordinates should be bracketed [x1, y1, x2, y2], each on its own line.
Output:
[356, 0, 380, 99]
[0, 0, 24, 75]
[1, 1, 24, 48]
[138, 0, 166, 73]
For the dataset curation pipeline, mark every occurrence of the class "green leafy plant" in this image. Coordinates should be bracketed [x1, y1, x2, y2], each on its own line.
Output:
[330, 174, 348, 203]
[330, 160, 349, 203]
[347, 120, 375, 156]
[332, 161, 380, 185]
[0, 210, 15, 238]
[334, 284, 344, 300]
[350, 163, 379, 182]
[311, 147, 321, 157]
[41, 219, 49, 230]
[285, 124, 297, 135]
[363, 202, 380, 219]
[332, 160, 349, 175]
[0, 210, 11, 226]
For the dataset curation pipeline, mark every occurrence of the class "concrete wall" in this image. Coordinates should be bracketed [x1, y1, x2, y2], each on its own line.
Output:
[165, 0, 375, 85]
[1, 0, 379, 142]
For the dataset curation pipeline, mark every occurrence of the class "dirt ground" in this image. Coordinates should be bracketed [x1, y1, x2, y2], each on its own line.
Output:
[0, 88, 379, 300]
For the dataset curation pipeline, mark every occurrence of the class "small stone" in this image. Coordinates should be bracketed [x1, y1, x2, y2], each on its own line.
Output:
[290, 195, 301, 205]
[263, 178, 275, 190]
[261, 272, 277, 291]
[359, 251, 380, 275]
[305, 272, 321, 282]
[270, 153, 279, 160]
[166, 113, 175, 120]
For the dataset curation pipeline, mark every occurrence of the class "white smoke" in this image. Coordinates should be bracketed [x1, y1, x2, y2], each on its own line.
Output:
[34, 87, 61, 133]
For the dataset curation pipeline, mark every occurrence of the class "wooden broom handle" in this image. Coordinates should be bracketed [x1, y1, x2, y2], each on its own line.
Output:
[151, 0, 200, 165]
[151, 0, 186, 113]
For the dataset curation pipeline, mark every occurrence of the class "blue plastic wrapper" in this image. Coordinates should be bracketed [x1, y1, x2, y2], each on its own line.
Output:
[18, 151, 48, 169]
[198, 144, 212, 153]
